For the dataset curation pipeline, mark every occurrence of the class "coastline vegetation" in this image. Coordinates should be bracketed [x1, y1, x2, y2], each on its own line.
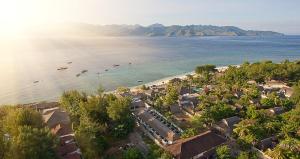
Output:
[0, 60, 299, 159]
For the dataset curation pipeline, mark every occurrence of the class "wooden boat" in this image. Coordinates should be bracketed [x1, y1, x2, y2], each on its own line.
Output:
[137, 80, 143, 83]
[76, 74, 81, 77]
[67, 62, 72, 64]
[105, 69, 109, 71]
[57, 67, 68, 71]
[113, 64, 120, 67]
[33, 81, 39, 84]
[81, 70, 88, 74]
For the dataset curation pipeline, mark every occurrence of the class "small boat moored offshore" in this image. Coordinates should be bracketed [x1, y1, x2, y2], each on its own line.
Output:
[57, 67, 68, 71]
[67, 62, 72, 64]
[76, 74, 81, 77]
[113, 64, 120, 67]
[33, 81, 39, 84]
[81, 70, 88, 74]
[137, 80, 143, 83]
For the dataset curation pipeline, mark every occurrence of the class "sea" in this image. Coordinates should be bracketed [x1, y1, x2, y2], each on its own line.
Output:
[0, 35, 300, 105]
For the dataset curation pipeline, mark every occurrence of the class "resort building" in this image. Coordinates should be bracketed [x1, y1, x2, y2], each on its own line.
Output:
[42, 107, 81, 159]
[133, 107, 183, 145]
[213, 116, 241, 138]
[165, 130, 227, 159]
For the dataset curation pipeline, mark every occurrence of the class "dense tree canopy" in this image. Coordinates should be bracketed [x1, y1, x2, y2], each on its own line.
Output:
[0, 107, 58, 159]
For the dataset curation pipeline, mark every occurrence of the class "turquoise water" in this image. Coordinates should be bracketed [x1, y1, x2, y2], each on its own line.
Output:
[0, 36, 300, 104]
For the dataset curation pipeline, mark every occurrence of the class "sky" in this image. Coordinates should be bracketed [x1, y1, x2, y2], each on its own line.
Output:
[0, 0, 300, 35]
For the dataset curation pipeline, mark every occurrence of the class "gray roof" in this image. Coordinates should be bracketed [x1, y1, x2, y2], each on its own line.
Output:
[222, 116, 241, 129]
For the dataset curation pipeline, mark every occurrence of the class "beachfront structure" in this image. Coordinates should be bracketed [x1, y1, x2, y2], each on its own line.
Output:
[133, 107, 183, 145]
[165, 130, 227, 159]
[42, 107, 81, 159]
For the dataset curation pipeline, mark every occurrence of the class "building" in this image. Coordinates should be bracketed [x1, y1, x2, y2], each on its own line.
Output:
[133, 108, 182, 145]
[165, 131, 227, 159]
[213, 116, 241, 137]
[267, 107, 285, 115]
[178, 93, 199, 115]
[42, 107, 81, 159]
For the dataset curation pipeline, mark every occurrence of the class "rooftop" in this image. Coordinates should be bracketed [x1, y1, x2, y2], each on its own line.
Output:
[166, 130, 226, 159]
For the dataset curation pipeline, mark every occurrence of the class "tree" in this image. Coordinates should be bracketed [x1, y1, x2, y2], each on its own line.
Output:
[60, 90, 86, 123]
[75, 114, 108, 159]
[123, 148, 143, 159]
[107, 97, 131, 121]
[163, 83, 179, 106]
[195, 64, 216, 74]
[9, 126, 58, 159]
[181, 128, 197, 138]
[116, 87, 130, 93]
[3, 108, 44, 136]
[291, 82, 300, 104]
[216, 145, 231, 159]
[205, 102, 235, 122]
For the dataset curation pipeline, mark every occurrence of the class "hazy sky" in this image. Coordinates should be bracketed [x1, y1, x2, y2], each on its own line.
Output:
[1, 0, 300, 34]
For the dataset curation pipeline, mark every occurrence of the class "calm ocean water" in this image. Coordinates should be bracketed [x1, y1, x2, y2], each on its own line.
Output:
[0, 36, 300, 104]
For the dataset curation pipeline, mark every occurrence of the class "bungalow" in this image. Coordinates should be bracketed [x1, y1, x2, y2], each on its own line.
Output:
[257, 136, 278, 151]
[213, 116, 241, 137]
[42, 107, 81, 159]
[267, 107, 285, 115]
[265, 80, 288, 89]
[42, 107, 70, 129]
[178, 94, 199, 115]
[165, 131, 227, 159]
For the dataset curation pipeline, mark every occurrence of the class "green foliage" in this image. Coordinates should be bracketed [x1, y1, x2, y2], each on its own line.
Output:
[116, 87, 130, 93]
[163, 84, 179, 106]
[216, 145, 232, 159]
[9, 126, 58, 159]
[181, 128, 197, 138]
[3, 108, 44, 136]
[123, 148, 144, 159]
[60, 90, 86, 124]
[237, 151, 258, 159]
[233, 119, 267, 145]
[0, 107, 58, 159]
[60, 86, 135, 158]
[107, 97, 131, 121]
[195, 64, 216, 74]
[266, 137, 300, 159]
[291, 81, 300, 104]
[205, 102, 236, 122]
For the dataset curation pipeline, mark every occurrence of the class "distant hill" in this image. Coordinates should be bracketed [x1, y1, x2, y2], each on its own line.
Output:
[37, 23, 284, 37]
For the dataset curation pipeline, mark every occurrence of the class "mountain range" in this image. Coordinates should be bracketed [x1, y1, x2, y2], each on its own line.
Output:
[39, 23, 284, 37]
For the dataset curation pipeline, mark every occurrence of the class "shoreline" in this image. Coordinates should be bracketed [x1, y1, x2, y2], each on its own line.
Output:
[130, 65, 238, 91]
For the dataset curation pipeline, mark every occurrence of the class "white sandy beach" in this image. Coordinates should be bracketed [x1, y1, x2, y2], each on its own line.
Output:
[130, 65, 239, 91]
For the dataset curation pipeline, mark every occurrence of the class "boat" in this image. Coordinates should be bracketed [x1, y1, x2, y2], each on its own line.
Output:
[57, 67, 68, 71]
[81, 70, 88, 74]
[33, 81, 39, 84]
[129, 62, 132, 65]
[113, 64, 120, 67]
[105, 69, 109, 71]
[76, 73, 81, 77]
[137, 80, 143, 83]
[67, 62, 72, 64]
